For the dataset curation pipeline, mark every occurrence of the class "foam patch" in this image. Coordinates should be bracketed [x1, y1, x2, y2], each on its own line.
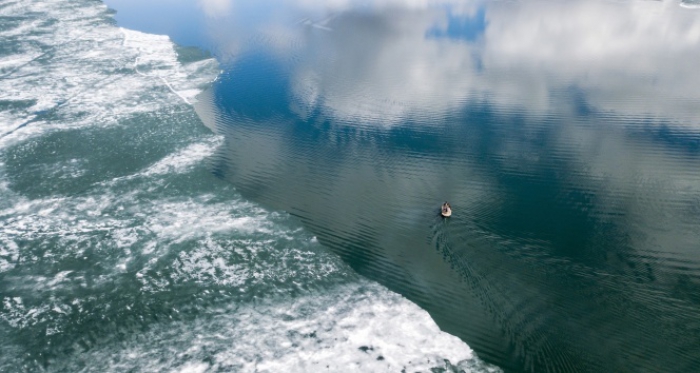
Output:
[0, 0, 219, 148]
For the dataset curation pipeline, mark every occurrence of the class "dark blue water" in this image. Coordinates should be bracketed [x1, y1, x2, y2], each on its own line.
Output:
[5, 0, 700, 372]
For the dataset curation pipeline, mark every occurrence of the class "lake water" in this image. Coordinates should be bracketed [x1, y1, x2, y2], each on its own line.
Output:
[2, 0, 700, 372]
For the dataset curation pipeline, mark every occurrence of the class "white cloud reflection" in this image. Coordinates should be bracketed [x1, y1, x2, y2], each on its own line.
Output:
[267, 0, 700, 127]
[198, 0, 233, 18]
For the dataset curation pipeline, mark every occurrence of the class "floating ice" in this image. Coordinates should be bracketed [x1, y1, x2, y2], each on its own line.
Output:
[0, 0, 219, 148]
[141, 136, 223, 177]
[40, 282, 501, 373]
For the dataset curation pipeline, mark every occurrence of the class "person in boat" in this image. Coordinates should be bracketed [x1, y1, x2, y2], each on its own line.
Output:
[441, 202, 452, 216]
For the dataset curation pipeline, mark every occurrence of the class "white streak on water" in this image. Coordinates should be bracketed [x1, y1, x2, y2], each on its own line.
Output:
[141, 136, 223, 176]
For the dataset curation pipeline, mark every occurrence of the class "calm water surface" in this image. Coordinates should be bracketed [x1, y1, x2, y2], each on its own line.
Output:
[111, 0, 700, 371]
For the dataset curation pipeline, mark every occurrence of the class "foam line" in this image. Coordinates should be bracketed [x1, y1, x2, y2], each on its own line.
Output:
[133, 55, 192, 105]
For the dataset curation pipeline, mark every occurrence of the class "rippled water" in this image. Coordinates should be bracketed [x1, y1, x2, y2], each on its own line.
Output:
[4, 0, 700, 372]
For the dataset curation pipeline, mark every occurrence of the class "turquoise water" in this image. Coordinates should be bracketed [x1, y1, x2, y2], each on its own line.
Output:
[3, 0, 700, 372]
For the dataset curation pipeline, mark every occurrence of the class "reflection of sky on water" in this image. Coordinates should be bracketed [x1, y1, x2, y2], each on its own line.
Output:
[107, 0, 208, 48]
[106, 0, 700, 371]
[107, 0, 700, 129]
[426, 7, 487, 42]
[181, 0, 700, 265]
[197, 87, 700, 372]
[114, 0, 700, 128]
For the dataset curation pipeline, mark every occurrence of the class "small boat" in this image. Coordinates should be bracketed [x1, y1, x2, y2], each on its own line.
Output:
[441, 202, 452, 217]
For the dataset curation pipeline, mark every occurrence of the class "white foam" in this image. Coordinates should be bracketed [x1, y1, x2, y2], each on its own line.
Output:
[0, 175, 342, 311]
[0, 226, 19, 273]
[237, 283, 490, 373]
[125, 28, 216, 105]
[141, 136, 223, 176]
[176, 362, 210, 373]
[42, 282, 500, 373]
[0, 0, 219, 148]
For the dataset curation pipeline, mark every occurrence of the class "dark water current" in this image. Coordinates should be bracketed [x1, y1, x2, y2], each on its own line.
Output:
[3, 0, 700, 372]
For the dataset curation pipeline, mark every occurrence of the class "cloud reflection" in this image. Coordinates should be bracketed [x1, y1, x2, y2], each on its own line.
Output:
[198, 0, 233, 18]
[265, 0, 700, 127]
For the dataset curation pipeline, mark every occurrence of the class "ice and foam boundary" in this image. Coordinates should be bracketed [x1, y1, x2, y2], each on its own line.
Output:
[0, 0, 500, 372]
[0, 0, 218, 148]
